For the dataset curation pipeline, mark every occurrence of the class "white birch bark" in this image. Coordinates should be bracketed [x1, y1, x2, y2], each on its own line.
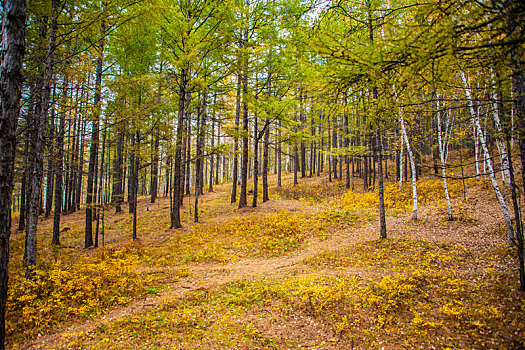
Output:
[461, 71, 515, 242]
[436, 94, 454, 220]
[472, 121, 480, 176]
[480, 103, 488, 179]
[397, 101, 418, 220]
[490, 70, 511, 187]
[399, 135, 404, 189]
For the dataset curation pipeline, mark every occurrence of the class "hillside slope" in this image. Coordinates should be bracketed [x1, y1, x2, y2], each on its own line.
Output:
[8, 173, 525, 349]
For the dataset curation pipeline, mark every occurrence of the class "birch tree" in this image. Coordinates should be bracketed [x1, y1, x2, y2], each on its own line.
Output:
[461, 70, 515, 242]
[436, 94, 454, 221]
[396, 93, 418, 220]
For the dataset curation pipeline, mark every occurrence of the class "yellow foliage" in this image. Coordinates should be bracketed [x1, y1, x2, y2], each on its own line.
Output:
[7, 245, 156, 337]
[338, 178, 469, 213]
[160, 210, 337, 263]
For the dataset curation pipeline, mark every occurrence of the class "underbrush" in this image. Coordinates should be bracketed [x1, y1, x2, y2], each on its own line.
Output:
[63, 238, 524, 349]
[152, 209, 353, 264]
[273, 179, 347, 202]
[6, 244, 182, 341]
[305, 238, 471, 272]
[338, 178, 476, 214]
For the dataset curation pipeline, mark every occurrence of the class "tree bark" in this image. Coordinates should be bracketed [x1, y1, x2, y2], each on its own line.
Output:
[18, 133, 29, 231]
[74, 110, 87, 212]
[277, 120, 282, 187]
[0, 0, 26, 345]
[300, 92, 306, 178]
[184, 118, 191, 196]
[399, 104, 418, 220]
[113, 131, 124, 212]
[436, 95, 454, 221]
[170, 69, 188, 229]
[150, 129, 159, 203]
[293, 141, 299, 186]
[85, 19, 105, 248]
[506, 135, 525, 291]
[332, 115, 338, 180]
[376, 129, 387, 239]
[26, 0, 59, 276]
[238, 33, 249, 209]
[231, 72, 242, 203]
[252, 111, 259, 207]
[344, 100, 350, 189]
[462, 71, 515, 242]
[209, 112, 215, 192]
[52, 77, 68, 246]
[130, 132, 139, 240]
[95, 128, 107, 247]
[508, 9, 525, 211]
[215, 121, 220, 186]
[44, 95, 55, 219]
[195, 92, 207, 221]
[263, 120, 270, 202]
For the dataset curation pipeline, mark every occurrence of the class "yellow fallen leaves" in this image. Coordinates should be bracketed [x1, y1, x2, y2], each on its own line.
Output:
[160, 209, 341, 264]
[7, 244, 156, 338]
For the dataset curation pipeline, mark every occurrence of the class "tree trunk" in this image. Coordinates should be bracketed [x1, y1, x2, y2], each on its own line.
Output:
[317, 119, 322, 177]
[209, 113, 215, 193]
[231, 72, 242, 203]
[184, 119, 191, 196]
[300, 92, 306, 178]
[195, 92, 207, 221]
[328, 115, 332, 182]
[277, 119, 282, 187]
[398, 135, 404, 188]
[74, 115, 87, 212]
[344, 103, 350, 189]
[399, 109, 418, 220]
[376, 129, 387, 239]
[44, 97, 55, 219]
[130, 132, 139, 240]
[253, 112, 259, 208]
[238, 34, 249, 209]
[0, 0, 26, 344]
[197, 93, 206, 196]
[506, 135, 525, 291]
[170, 69, 188, 229]
[150, 129, 159, 203]
[215, 121, 220, 186]
[436, 95, 454, 221]
[508, 12, 525, 212]
[113, 131, 124, 212]
[26, 0, 59, 276]
[95, 128, 107, 247]
[332, 115, 338, 180]
[52, 78, 68, 246]
[18, 134, 29, 231]
[85, 19, 105, 248]
[263, 120, 270, 202]
[462, 71, 515, 242]
[293, 142, 299, 186]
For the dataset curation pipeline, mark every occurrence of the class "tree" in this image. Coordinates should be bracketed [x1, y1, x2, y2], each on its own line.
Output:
[25, 0, 60, 277]
[0, 0, 27, 346]
[85, 13, 105, 248]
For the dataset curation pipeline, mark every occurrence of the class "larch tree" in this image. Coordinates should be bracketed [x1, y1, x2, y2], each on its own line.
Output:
[0, 0, 27, 345]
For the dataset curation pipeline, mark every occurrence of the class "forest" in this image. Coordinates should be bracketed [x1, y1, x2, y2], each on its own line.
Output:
[0, 0, 524, 348]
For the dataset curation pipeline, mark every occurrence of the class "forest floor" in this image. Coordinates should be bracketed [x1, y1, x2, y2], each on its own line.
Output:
[6, 170, 525, 349]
